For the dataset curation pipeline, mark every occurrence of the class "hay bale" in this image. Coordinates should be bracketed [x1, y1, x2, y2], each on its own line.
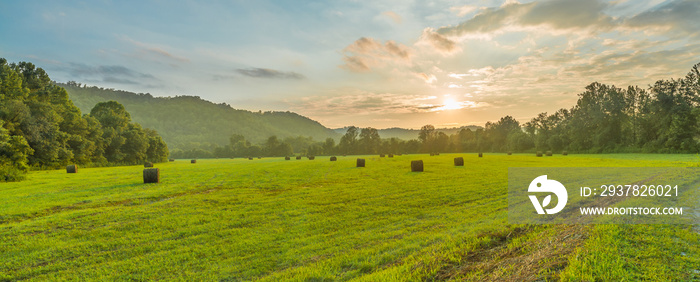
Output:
[478, 153, 483, 158]
[411, 160, 424, 172]
[285, 156, 291, 160]
[430, 153, 434, 156]
[536, 151, 543, 157]
[546, 151, 552, 156]
[258, 156, 262, 159]
[388, 154, 394, 158]
[454, 157, 464, 166]
[356, 158, 365, 167]
[169, 158, 175, 162]
[66, 164, 78, 173]
[507, 152, 512, 155]
[562, 151, 568, 156]
[143, 168, 160, 184]
[296, 156, 302, 160]
[308, 156, 315, 160]
[330, 156, 337, 161]
[248, 157, 253, 160]
[436, 152, 440, 156]
[343, 154, 347, 157]
[191, 159, 197, 164]
[144, 162, 153, 168]
[380, 154, 385, 157]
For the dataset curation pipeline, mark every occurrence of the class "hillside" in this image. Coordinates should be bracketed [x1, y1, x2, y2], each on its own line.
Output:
[333, 126, 483, 140]
[61, 83, 340, 150]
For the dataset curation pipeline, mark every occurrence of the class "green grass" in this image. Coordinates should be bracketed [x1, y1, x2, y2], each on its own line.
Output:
[0, 154, 698, 281]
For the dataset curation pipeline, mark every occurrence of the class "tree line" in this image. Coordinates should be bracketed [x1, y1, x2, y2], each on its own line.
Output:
[174, 61, 700, 158]
[60, 82, 340, 150]
[0, 59, 169, 181]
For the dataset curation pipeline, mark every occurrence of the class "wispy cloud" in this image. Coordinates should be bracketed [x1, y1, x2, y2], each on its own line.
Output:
[117, 35, 190, 65]
[340, 37, 412, 72]
[235, 68, 305, 80]
[288, 90, 485, 116]
[449, 5, 478, 17]
[382, 11, 402, 24]
[60, 63, 157, 85]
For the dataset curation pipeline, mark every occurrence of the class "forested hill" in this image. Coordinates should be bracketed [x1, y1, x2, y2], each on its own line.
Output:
[61, 83, 340, 150]
[333, 126, 483, 140]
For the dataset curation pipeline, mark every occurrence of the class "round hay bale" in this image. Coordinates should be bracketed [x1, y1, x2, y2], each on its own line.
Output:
[144, 162, 153, 168]
[330, 156, 337, 161]
[478, 152, 483, 158]
[143, 168, 160, 184]
[258, 156, 262, 159]
[545, 151, 552, 156]
[248, 157, 253, 160]
[169, 158, 175, 162]
[308, 156, 315, 160]
[356, 158, 365, 167]
[66, 164, 78, 173]
[507, 152, 512, 155]
[388, 154, 394, 158]
[536, 151, 543, 157]
[285, 156, 291, 160]
[454, 157, 464, 166]
[296, 156, 302, 160]
[436, 152, 440, 156]
[380, 154, 385, 157]
[411, 160, 424, 172]
[191, 159, 197, 164]
[562, 151, 568, 156]
[343, 154, 347, 157]
[430, 153, 434, 156]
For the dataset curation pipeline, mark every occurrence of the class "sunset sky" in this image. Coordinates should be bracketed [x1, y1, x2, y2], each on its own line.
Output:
[1, 0, 699, 129]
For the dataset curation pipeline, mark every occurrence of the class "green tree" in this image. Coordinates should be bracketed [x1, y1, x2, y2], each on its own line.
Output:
[418, 124, 436, 152]
[358, 127, 380, 154]
[338, 126, 358, 154]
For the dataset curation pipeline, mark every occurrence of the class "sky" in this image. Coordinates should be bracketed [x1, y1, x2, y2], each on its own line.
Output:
[1, 0, 699, 129]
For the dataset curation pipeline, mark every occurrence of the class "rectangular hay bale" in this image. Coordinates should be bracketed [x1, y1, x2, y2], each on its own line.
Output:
[411, 160, 423, 172]
[143, 168, 160, 184]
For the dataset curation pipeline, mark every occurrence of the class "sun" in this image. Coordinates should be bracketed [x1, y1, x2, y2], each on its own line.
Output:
[442, 98, 462, 110]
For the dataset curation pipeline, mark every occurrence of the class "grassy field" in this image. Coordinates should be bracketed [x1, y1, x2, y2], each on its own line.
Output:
[1, 154, 699, 281]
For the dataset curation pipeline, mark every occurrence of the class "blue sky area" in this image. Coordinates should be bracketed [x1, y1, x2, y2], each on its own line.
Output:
[1, 0, 698, 128]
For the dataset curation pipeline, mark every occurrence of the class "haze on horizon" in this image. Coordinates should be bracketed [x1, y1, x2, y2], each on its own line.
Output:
[1, 0, 698, 129]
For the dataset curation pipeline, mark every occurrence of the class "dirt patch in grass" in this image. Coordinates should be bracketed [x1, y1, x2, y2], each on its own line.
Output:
[433, 224, 589, 281]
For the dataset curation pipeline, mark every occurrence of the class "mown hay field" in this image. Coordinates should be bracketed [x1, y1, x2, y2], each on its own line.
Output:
[1, 154, 699, 281]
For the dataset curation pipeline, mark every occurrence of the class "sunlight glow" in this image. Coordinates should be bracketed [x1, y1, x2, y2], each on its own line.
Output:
[430, 98, 478, 112]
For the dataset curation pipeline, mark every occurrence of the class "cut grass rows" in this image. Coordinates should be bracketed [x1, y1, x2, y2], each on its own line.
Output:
[1, 154, 699, 281]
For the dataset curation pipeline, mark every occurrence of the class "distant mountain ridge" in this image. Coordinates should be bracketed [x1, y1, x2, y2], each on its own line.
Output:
[62, 83, 484, 150]
[61, 83, 340, 150]
[333, 126, 483, 140]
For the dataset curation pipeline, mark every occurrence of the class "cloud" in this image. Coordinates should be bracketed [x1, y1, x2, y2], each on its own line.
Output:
[624, 0, 700, 38]
[382, 11, 402, 24]
[417, 28, 461, 55]
[433, 0, 615, 41]
[235, 68, 305, 79]
[60, 63, 156, 85]
[117, 35, 190, 65]
[340, 37, 413, 72]
[289, 90, 485, 116]
[449, 5, 478, 17]
[414, 72, 437, 83]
